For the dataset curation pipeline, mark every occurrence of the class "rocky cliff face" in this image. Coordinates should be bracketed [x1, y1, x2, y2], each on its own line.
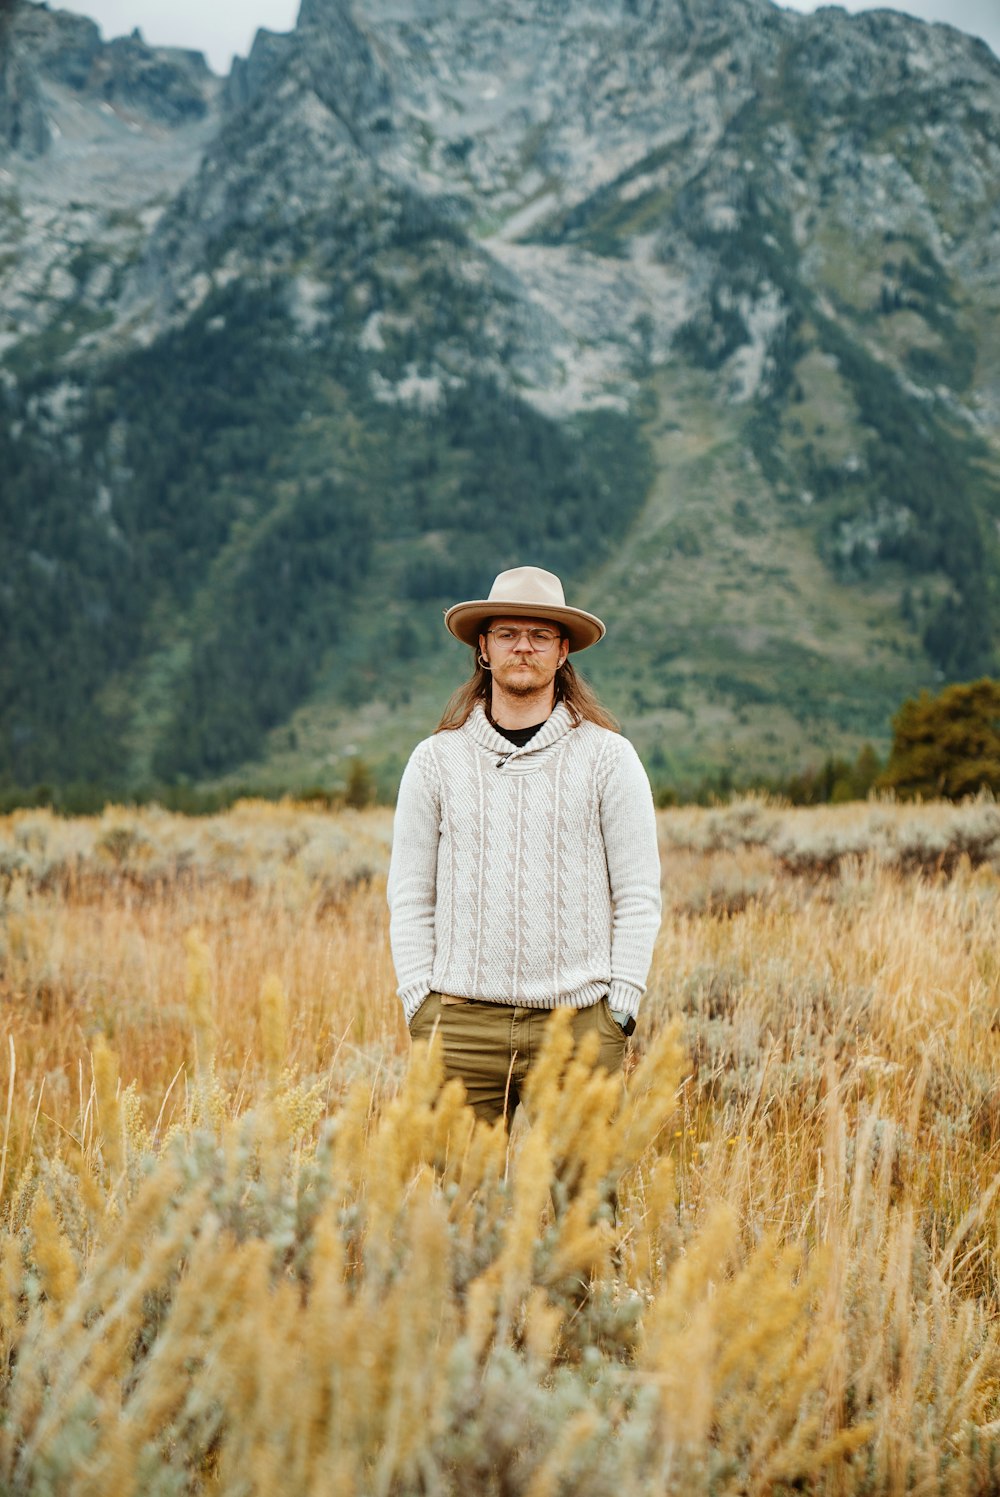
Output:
[2, 0, 1000, 794]
[1, 0, 48, 154]
[117, 0, 1000, 416]
[13, 2, 215, 119]
[0, 4, 219, 365]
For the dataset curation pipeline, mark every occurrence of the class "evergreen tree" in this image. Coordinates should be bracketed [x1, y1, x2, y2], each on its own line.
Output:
[879, 679, 1000, 800]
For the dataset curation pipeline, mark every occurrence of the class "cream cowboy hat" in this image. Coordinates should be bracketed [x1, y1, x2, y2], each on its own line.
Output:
[444, 566, 606, 653]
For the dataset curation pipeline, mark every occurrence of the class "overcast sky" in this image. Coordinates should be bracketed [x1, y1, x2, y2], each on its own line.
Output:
[45, 0, 1000, 76]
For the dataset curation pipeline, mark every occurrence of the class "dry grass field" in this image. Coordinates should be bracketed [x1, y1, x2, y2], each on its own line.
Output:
[2, 796, 1000, 1494]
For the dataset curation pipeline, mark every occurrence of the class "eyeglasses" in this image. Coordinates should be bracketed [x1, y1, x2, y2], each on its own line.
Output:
[486, 626, 562, 649]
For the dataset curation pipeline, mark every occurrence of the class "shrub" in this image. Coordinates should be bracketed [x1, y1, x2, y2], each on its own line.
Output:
[343, 757, 375, 809]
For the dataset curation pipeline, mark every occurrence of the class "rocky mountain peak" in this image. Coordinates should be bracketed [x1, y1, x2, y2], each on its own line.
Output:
[9, 2, 217, 129]
[0, 1, 222, 374]
[294, 0, 394, 139]
[297, 0, 363, 29]
[4, 0, 1000, 794]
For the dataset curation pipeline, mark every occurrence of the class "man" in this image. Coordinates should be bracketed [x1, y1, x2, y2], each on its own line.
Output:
[387, 564, 661, 1127]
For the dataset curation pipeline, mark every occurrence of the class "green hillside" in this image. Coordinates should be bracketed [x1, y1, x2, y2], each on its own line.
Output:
[3, 244, 997, 799]
[0, 270, 650, 794]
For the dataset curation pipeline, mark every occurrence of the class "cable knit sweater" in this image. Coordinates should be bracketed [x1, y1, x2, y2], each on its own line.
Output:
[387, 702, 662, 1024]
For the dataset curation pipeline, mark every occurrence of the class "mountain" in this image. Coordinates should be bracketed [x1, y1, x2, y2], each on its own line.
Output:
[2, 0, 1000, 797]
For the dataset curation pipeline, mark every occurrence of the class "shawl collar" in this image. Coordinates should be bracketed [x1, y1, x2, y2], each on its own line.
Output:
[463, 701, 575, 763]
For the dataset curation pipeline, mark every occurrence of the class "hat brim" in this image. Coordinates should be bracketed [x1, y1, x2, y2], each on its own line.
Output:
[444, 600, 605, 652]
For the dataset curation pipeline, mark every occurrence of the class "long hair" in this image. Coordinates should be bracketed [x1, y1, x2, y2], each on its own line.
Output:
[436, 645, 619, 733]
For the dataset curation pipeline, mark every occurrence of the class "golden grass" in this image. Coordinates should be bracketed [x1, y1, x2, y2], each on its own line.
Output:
[1, 798, 999, 1493]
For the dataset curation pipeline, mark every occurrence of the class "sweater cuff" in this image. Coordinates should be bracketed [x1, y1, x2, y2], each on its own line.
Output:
[607, 980, 642, 1023]
[400, 980, 433, 1024]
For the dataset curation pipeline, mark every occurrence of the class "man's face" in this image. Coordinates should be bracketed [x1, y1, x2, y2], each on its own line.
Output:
[479, 615, 570, 696]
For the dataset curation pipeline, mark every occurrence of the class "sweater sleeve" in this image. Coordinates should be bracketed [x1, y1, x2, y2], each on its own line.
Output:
[387, 742, 441, 1022]
[599, 738, 662, 1023]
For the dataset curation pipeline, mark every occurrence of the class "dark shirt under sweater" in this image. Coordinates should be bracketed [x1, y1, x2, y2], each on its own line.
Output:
[491, 720, 546, 748]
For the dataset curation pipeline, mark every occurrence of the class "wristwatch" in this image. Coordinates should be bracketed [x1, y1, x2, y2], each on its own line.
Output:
[609, 1007, 636, 1037]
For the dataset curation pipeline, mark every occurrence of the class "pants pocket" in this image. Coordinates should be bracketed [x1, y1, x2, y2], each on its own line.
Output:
[596, 997, 627, 1045]
[570, 1000, 625, 1075]
[408, 992, 443, 1038]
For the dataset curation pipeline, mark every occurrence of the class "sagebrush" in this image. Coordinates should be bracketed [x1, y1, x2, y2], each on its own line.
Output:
[1, 800, 999, 1494]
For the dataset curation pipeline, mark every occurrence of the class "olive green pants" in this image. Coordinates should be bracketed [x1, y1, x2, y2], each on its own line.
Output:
[408, 993, 626, 1127]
